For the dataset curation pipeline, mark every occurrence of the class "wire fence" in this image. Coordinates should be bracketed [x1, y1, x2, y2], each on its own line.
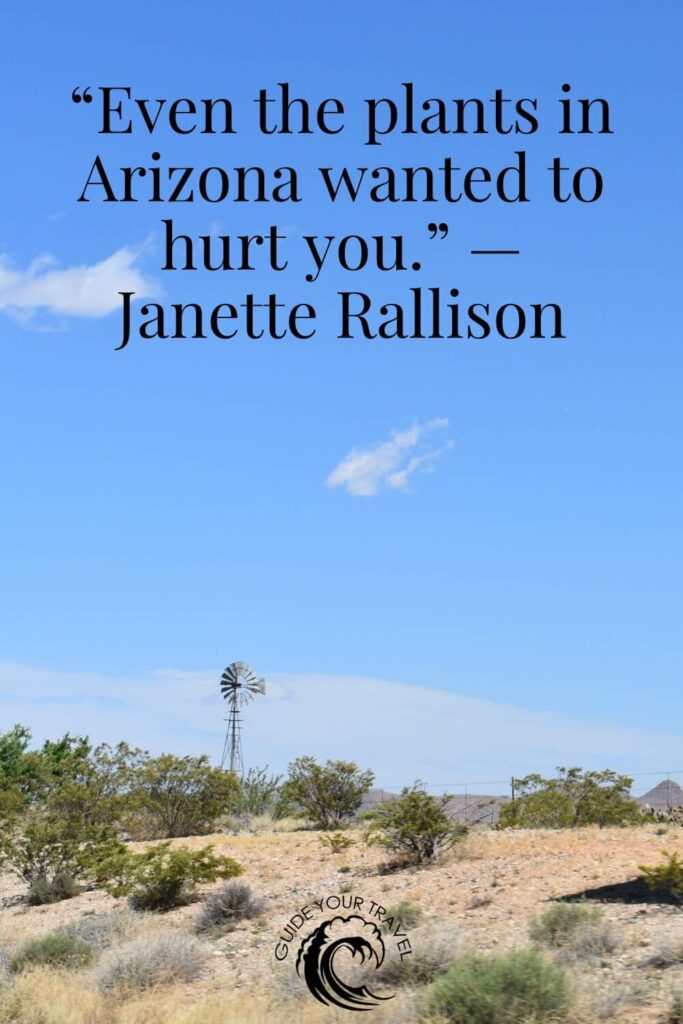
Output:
[363, 770, 683, 825]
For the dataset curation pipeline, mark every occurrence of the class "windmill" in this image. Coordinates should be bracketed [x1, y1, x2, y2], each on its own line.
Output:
[219, 661, 266, 776]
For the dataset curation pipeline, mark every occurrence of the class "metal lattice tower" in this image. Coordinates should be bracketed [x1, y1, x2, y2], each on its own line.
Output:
[219, 661, 266, 776]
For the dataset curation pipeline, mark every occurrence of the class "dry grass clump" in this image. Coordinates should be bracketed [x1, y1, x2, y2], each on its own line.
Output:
[668, 993, 683, 1024]
[26, 874, 81, 907]
[117, 989, 409, 1024]
[567, 975, 653, 1024]
[379, 928, 459, 988]
[0, 969, 109, 1024]
[195, 880, 265, 934]
[646, 937, 683, 968]
[93, 932, 208, 992]
[221, 815, 309, 835]
[59, 910, 138, 949]
[0, 973, 409, 1024]
[529, 903, 619, 963]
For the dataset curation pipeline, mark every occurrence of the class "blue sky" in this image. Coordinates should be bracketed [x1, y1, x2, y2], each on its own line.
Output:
[1, 1, 681, 780]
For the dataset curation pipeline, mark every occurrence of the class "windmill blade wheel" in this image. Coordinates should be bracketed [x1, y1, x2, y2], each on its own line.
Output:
[220, 661, 266, 700]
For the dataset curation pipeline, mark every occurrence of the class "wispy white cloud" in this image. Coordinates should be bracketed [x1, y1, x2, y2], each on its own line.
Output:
[326, 418, 453, 497]
[0, 659, 679, 792]
[0, 246, 158, 322]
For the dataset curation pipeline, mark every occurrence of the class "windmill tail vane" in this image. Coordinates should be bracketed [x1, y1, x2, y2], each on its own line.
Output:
[219, 661, 266, 776]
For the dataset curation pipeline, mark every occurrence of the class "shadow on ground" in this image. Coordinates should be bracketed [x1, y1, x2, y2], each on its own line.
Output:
[560, 878, 680, 906]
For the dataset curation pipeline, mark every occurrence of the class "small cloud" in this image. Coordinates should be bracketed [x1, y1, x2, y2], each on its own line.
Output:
[326, 418, 453, 497]
[0, 245, 158, 324]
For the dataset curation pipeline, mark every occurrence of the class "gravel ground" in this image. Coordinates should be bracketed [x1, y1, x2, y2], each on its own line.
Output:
[1, 824, 682, 1021]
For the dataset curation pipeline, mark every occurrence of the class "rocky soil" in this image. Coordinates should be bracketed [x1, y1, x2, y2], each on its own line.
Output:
[1, 824, 682, 1021]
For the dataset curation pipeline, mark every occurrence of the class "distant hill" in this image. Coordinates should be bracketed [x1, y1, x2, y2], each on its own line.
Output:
[636, 779, 683, 810]
[443, 794, 508, 825]
[360, 788, 508, 825]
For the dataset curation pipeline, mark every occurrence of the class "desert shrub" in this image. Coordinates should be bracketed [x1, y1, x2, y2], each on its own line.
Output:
[282, 756, 374, 830]
[383, 900, 423, 931]
[2, 730, 134, 827]
[367, 784, 467, 864]
[42, 740, 144, 832]
[670, 994, 683, 1024]
[10, 933, 94, 974]
[500, 768, 641, 829]
[60, 910, 136, 949]
[94, 932, 207, 992]
[380, 930, 457, 987]
[195, 881, 265, 933]
[100, 841, 243, 910]
[232, 766, 285, 818]
[221, 812, 310, 835]
[419, 949, 572, 1023]
[4, 728, 244, 839]
[270, 815, 310, 832]
[319, 832, 355, 854]
[570, 975, 650, 1022]
[27, 871, 81, 905]
[529, 902, 618, 962]
[0, 814, 125, 904]
[125, 754, 240, 839]
[647, 939, 683, 968]
[648, 808, 683, 827]
[0, 725, 38, 806]
[499, 790, 575, 829]
[640, 851, 683, 903]
[530, 902, 602, 947]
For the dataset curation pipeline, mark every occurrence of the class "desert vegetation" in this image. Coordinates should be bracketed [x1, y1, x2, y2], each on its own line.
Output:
[500, 768, 643, 830]
[1, 725, 682, 1022]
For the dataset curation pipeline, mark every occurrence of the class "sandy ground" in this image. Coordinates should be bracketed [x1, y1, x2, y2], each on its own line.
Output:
[1, 824, 682, 1021]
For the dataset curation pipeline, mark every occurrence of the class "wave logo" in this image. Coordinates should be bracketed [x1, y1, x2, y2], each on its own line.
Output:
[295, 914, 395, 1011]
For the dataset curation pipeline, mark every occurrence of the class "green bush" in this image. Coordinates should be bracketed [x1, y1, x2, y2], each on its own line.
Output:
[640, 851, 683, 903]
[500, 768, 641, 830]
[420, 949, 572, 1023]
[530, 902, 602, 947]
[499, 790, 575, 829]
[647, 807, 683, 827]
[195, 881, 265, 933]
[94, 932, 207, 991]
[10, 934, 94, 973]
[233, 766, 285, 818]
[0, 814, 125, 905]
[282, 756, 374, 830]
[319, 832, 355, 854]
[383, 900, 423, 931]
[1, 727, 243, 840]
[125, 753, 240, 839]
[367, 784, 467, 864]
[100, 841, 243, 911]
[529, 902, 618, 961]
[42, 740, 143, 833]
